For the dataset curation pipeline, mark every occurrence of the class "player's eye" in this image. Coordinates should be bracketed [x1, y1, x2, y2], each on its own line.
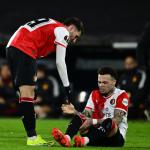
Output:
[98, 81, 108, 85]
[103, 81, 108, 84]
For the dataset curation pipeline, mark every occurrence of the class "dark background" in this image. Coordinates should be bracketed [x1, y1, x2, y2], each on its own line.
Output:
[0, 1, 150, 40]
[0, 0, 149, 90]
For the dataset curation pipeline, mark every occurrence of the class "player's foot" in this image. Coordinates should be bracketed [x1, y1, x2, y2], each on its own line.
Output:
[27, 135, 54, 146]
[52, 128, 71, 147]
[73, 135, 85, 147]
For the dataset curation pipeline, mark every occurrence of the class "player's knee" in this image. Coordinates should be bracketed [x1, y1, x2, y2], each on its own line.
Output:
[101, 118, 117, 136]
[107, 119, 118, 137]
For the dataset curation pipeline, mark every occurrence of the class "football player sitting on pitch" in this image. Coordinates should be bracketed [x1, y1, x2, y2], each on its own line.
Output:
[52, 67, 129, 147]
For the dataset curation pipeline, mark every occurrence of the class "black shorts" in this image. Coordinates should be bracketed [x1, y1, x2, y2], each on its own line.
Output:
[6, 46, 37, 90]
[82, 126, 125, 147]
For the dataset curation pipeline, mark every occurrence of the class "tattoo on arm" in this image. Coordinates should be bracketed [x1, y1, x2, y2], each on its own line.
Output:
[114, 109, 126, 125]
[82, 109, 93, 118]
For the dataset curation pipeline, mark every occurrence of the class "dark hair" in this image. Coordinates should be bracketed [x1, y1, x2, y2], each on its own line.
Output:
[97, 67, 118, 80]
[63, 17, 84, 34]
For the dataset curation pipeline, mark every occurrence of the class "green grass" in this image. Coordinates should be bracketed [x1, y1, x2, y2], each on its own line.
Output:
[0, 118, 150, 150]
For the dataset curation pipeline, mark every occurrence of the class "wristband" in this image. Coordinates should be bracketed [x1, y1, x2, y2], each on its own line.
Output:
[92, 119, 98, 125]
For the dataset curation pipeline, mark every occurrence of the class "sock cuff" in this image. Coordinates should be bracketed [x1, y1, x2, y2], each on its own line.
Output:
[65, 135, 71, 141]
[19, 97, 35, 103]
[82, 137, 89, 145]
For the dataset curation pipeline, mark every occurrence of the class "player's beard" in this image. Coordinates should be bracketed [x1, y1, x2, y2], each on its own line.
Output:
[100, 87, 115, 97]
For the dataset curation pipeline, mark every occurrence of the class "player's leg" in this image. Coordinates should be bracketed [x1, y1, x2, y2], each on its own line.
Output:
[74, 118, 117, 147]
[100, 128, 124, 147]
[6, 47, 49, 146]
[74, 125, 102, 147]
[19, 85, 37, 138]
[52, 115, 83, 147]
[65, 114, 84, 138]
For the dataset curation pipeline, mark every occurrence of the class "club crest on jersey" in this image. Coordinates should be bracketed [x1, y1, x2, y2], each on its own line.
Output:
[110, 99, 115, 105]
[122, 98, 128, 106]
[64, 35, 70, 43]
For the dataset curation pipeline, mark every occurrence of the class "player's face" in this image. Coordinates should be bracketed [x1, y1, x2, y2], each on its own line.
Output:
[98, 74, 116, 95]
[67, 25, 81, 43]
[0, 65, 11, 79]
[124, 57, 137, 70]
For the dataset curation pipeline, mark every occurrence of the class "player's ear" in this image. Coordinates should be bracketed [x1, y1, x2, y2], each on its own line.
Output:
[67, 25, 74, 33]
[70, 24, 77, 32]
[113, 79, 116, 86]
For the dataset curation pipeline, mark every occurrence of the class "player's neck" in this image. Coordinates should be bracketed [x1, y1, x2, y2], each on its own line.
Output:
[102, 87, 115, 98]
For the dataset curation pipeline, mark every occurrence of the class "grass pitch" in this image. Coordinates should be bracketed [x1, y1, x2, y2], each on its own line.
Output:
[0, 118, 150, 150]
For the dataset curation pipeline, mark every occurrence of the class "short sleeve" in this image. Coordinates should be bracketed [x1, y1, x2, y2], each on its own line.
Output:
[115, 92, 129, 113]
[54, 27, 69, 48]
[85, 92, 94, 110]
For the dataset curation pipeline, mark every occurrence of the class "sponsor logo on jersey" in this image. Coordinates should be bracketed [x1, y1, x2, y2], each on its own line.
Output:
[64, 35, 70, 43]
[122, 98, 128, 106]
[105, 107, 109, 111]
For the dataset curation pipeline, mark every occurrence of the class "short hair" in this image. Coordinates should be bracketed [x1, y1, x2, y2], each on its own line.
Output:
[97, 67, 118, 80]
[63, 17, 84, 35]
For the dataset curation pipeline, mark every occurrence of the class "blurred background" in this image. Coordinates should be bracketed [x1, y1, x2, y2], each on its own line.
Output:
[0, 0, 150, 120]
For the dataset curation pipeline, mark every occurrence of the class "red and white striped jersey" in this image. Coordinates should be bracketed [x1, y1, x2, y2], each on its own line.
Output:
[7, 18, 69, 59]
[85, 88, 129, 139]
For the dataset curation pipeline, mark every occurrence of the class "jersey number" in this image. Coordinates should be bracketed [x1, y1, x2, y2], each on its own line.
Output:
[25, 18, 55, 31]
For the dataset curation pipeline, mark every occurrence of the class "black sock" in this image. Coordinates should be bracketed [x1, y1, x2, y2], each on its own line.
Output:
[19, 102, 37, 137]
[65, 115, 82, 139]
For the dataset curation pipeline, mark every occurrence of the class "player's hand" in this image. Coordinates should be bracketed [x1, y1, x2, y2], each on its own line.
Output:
[61, 103, 76, 115]
[79, 118, 93, 132]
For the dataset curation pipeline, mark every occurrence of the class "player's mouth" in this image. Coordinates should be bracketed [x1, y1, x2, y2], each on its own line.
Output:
[99, 88, 106, 93]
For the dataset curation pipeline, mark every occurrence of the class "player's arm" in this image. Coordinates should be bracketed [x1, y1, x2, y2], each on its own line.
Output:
[61, 95, 94, 118]
[82, 108, 93, 118]
[62, 92, 94, 116]
[56, 45, 71, 101]
[61, 103, 95, 133]
[100, 109, 126, 138]
[113, 109, 126, 125]
[54, 27, 71, 102]
[113, 92, 128, 125]
[108, 92, 129, 136]
[61, 103, 92, 117]
[89, 92, 128, 127]
[56, 45, 69, 87]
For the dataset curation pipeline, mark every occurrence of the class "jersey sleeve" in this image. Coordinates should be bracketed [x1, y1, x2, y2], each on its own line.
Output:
[54, 27, 69, 48]
[56, 44, 69, 87]
[85, 92, 94, 110]
[115, 92, 129, 113]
